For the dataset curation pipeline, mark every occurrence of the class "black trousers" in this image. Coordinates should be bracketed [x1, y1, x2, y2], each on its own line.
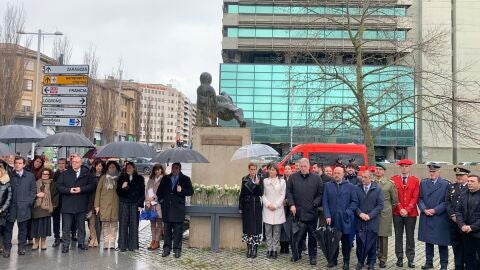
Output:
[393, 215, 416, 262]
[333, 234, 352, 264]
[163, 222, 183, 252]
[425, 243, 448, 267]
[52, 207, 61, 239]
[62, 212, 86, 247]
[3, 220, 28, 250]
[298, 219, 317, 259]
[464, 236, 480, 270]
[118, 202, 139, 250]
[450, 220, 467, 270]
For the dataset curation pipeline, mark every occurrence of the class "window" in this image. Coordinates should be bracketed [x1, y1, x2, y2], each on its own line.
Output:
[21, 100, 31, 112]
[309, 152, 366, 166]
[24, 60, 34, 71]
[23, 79, 33, 91]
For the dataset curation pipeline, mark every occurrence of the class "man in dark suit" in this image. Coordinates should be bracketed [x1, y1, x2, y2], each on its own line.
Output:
[446, 167, 470, 270]
[156, 162, 193, 258]
[455, 174, 480, 270]
[56, 156, 96, 253]
[2, 156, 36, 258]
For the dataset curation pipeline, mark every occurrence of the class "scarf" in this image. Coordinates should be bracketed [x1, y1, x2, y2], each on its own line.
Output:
[34, 179, 53, 213]
[0, 171, 9, 184]
[105, 172, 119, 190]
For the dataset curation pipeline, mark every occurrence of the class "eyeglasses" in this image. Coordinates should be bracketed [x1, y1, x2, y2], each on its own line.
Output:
[42, 173, 50, 176]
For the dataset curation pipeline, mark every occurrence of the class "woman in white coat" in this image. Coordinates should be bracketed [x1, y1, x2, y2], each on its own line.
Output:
[262, 163, 286, 259]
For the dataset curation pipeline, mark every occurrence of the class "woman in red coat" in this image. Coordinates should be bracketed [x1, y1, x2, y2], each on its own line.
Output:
[391, 159, 419, 269]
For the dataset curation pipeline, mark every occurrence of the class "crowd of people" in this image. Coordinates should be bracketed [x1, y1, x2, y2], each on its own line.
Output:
[0, 153, 193, 259]
[239, 158, 480, 270]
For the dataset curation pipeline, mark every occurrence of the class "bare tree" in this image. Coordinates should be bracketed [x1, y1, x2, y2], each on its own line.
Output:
[283, 1, 479, 164]
[52, 35, 72, 64]
[98, 78, 117, 144]
[0, 3, 29, 125]
[144, 97, 152, 145]
[82, 44, 100, 141]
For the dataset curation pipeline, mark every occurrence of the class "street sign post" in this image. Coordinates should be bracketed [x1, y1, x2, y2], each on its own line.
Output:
[42, 96, 87, 106]
[43, 65, 89, 75]
[42, 117, 82, 127]
[43, 75, 88, 85]
[41, 106, 86, 117]
[42, 86, 88, 96]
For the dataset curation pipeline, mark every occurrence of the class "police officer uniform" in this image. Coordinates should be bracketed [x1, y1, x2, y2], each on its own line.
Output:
[446, 167, 469, 270]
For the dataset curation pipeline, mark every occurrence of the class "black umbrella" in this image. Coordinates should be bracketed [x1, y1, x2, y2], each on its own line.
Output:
[283, 215, 306, 261]
[151, 148, 209, 163]
[315, 225, 343, 263]
[37, 132, 94, 148]
[0, 143, 14, 156]
[0, 124, 48, 151]
[356, 224, 377, 264]
[95, 141, 156, 158]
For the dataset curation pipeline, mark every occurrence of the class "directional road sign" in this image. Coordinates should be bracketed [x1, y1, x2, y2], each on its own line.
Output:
[42, 65, 89, 75]
[42, 86, 88, 96]
[41, 106, 86, 117]
[43, 75, 88, 85]
[42, 117, 82, 127]
[42, 96, 87, 106]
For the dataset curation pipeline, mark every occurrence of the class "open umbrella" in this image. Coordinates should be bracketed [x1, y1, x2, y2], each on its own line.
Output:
[231, 144, 279, 161]
[283, 215, 307, 261]
[0, 143, 14, 156]
[151, 148, 209, 163]
[0, 124, 48, 151]
[95, 141, 156, 158]
[37, 132, 94, 148]
[315, 225, 343, 264]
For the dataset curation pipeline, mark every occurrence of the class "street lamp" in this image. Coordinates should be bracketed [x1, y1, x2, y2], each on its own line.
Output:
[17, 29, 63, 157]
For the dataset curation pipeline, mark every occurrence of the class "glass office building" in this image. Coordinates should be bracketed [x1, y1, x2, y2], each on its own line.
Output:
[221, 1, 415, 156]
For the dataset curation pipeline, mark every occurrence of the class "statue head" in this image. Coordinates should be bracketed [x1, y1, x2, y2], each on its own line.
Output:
[200, 72, 212, 85]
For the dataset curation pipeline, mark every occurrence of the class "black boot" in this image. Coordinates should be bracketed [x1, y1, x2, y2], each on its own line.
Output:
[246, 244, 251, 258]
[251, 245, 258, 258]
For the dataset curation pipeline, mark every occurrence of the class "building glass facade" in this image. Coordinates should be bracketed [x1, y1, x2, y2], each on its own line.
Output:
[220, 64, 415, 146]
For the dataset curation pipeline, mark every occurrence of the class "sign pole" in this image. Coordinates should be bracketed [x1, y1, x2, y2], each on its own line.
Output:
[31, 29, 42, 158]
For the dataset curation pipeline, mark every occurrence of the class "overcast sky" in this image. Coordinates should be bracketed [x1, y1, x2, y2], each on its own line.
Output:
[1, 0, 224, 101]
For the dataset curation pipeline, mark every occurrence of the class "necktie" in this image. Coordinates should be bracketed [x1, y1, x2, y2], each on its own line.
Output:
[402, 176, 407, 186]
[364, 186, 369, 194]
[171, 176, 178, 190]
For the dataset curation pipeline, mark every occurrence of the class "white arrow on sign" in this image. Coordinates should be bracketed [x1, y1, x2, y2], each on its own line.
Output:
[42, 96, 87, 106]
[42, 86, 88, 96]
[43, 65, 89, 75]
[41, 106, 86, 117]
[42, 117, 82, 127]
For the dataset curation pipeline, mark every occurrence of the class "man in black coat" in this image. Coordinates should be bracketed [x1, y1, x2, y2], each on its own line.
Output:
[286, 158, 323, 265]
[156, 162, 193, 258]
[446, 167, 470, 270]
[2, 156, 36, 258]
[56, 155, 96, 253]
[51, 157, 67, 247]
[455, 174, 480, 270]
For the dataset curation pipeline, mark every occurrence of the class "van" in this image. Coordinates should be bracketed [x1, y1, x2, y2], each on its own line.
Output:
[277, 143, 368, 175]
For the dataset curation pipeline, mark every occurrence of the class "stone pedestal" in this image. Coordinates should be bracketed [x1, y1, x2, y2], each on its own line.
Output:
[189, 127, 250, 250]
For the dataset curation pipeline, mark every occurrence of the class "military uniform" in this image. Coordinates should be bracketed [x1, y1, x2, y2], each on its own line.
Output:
[455, 187, 480, 270]
[446, 167, 470, 270]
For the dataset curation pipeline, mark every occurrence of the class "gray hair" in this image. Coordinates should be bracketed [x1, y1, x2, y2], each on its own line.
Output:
[299, 158, 309, 165]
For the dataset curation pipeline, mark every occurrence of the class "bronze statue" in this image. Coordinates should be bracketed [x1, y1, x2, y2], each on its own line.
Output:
[196, 72, 247, 128]
[196, 72, 218, 126]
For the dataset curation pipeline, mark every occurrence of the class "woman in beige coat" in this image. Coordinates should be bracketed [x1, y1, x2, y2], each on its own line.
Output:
[94, 161, 120, 249]
[262, 163, 286, 259]
[145, 164, 164, 251]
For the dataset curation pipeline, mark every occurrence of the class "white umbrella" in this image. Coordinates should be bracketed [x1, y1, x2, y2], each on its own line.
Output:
[231, 144, 279, 161]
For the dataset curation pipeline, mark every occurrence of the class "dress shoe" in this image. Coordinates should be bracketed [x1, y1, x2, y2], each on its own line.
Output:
[342, 264, 350, 270]
[367, 265, 374, 270]
[174, 250, 181, 258]
[408, 261, 416, 268]
[439, 266, 447, 270]
[17, 249, 26, 256]
[162, 249, 170, 257]
[379, 261, 386, 268]
[421, 264, 433, 269]
[356, 263, 364, 270]
[273, 251, 278, 259]
[327, 262, 337, 268]
[128, 248, 134, 252]
[52, 238, 61, 247]
[61, 245, 69, 253]
[78, 244, 88, 250]
[117, 248, 127, 252]
[309, 257, 317, 265]
[2, 250, 10, 258]
[396, 259, 404, 267]
[290, 256, 300, 262]
[71, 235, 77, 242]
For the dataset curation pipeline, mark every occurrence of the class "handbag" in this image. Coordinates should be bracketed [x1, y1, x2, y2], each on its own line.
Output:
[139, 206, 158, 221]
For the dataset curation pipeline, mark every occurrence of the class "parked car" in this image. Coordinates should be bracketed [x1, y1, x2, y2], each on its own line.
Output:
[127, 157, 155, 175]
